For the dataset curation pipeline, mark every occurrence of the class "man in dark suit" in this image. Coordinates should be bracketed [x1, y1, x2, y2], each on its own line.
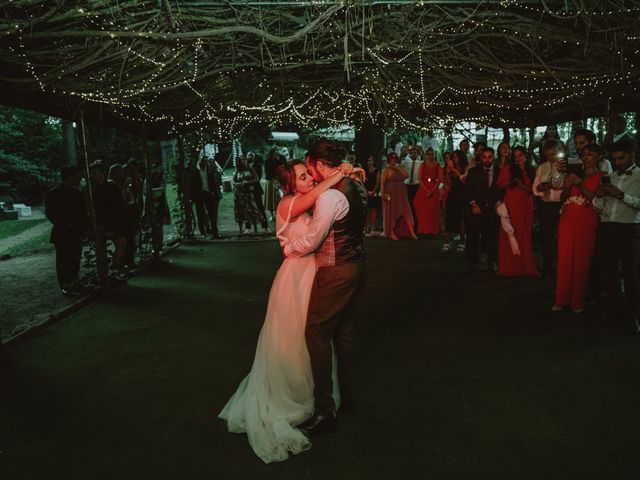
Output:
[45, 166, 88, 295]
[464, 147, 502, 272]
[191, 156, 222, 239]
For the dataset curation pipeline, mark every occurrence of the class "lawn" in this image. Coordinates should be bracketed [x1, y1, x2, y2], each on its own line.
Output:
[1, 230, 52, 256]
[0, 218, 46, 241]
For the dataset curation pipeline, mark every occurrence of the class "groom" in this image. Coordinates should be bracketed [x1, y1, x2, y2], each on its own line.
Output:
[284, 139, 367, 435]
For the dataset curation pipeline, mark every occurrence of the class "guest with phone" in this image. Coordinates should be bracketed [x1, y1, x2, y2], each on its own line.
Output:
[532, 139, 566, 277]
[593, 138, 640, 334]
[552, 144, 605, 313]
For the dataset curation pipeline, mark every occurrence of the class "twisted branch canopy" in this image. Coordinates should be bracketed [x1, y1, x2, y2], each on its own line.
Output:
[1, 0, 639, 137]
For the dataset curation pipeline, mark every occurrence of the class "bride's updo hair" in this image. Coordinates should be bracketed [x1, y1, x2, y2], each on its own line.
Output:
[307, 139, 346, 168]
[277, 160, 305, 196]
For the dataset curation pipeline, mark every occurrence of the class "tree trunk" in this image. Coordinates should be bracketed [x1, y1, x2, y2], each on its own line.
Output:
[502, 127, 510, 143]
[62, 120, 77, 166]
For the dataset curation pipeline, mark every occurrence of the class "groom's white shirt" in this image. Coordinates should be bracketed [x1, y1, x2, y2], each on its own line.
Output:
[283, 189, 349, 257]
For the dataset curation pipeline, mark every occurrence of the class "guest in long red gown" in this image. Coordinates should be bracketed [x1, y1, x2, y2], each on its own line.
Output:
[496, 146, 539, 276]
[413, 148, 444, 235]
[381, 151, 418, 241]
[553, 144, 605, 313]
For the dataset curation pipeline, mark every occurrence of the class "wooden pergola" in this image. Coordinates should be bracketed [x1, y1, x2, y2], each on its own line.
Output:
[1, 0, 640, 138]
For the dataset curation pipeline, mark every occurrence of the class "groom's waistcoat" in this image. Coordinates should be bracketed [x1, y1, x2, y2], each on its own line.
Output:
[316, 178, 367, 267]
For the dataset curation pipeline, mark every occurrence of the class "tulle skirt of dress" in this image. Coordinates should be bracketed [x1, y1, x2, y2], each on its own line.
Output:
[219, 255, 339, 463]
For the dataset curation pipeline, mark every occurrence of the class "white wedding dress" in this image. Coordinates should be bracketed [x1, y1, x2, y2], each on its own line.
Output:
[218, 196, 340, 464]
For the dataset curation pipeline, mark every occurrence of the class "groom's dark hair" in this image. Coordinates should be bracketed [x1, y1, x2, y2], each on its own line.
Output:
[307, 139, 346, 168]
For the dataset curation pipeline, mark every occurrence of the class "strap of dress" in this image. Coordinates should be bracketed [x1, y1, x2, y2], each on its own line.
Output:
[275, 194, 299, 241]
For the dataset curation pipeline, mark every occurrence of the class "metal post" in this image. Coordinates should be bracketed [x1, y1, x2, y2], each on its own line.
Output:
[79, 113, 108, 287]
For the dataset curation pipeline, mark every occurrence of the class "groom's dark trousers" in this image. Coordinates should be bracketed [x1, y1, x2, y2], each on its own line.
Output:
[306, 262, 366, 416]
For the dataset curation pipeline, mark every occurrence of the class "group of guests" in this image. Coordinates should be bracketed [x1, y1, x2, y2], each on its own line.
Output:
[230, 147, 288, 235]
[371, 127, 639, 333]
[45, 158, 170, 295]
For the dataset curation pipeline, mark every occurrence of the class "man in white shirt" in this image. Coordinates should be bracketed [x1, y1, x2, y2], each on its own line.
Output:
[285, 140, 367, 433]
[401, 145, 422, 212]
[421, 130, 439, 153]
[593, 138, 640, 334]
[533, 139, 566, 276]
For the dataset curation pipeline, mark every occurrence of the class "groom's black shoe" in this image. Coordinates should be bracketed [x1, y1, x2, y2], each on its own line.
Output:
[298, 412, 337, 436]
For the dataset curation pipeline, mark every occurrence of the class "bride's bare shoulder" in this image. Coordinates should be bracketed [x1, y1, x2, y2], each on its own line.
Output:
[276, 195, 294, 218]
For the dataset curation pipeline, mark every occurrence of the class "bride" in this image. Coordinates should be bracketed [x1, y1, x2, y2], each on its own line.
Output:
[219, 159, 360, 463]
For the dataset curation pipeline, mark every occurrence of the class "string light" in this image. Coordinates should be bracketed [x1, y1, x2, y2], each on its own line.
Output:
[2, 0, 639, 140]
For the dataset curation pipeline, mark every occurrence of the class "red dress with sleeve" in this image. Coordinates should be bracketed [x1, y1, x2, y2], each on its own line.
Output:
[555, 172, 604, 310]
[496, 165, 539, 276]
[413, 163, 442, 235]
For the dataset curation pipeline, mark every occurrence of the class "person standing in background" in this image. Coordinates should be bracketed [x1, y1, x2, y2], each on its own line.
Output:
[45, 166, 88, 295]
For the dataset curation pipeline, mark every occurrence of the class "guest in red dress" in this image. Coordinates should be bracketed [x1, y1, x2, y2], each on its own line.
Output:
[496, 146, 539, 276]
[553, 144, 605, 313]
[413, 148, 444, 235]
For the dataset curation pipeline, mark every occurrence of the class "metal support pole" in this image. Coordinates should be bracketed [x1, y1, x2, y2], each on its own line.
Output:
[79, 113, 108, 287]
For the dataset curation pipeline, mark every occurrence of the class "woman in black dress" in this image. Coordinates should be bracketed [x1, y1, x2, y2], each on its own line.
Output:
[364, 154, 381, 236]
[442, 149, 468, 253]
[234, 156, 268, 235]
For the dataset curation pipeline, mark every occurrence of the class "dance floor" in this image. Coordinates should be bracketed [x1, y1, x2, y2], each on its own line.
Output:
[1, 238, 639, 479]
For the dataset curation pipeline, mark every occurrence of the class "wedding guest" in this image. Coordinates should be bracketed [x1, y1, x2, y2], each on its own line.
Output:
[464, 147, 501, 272]
[496, 141, 510, 169]
[117, 164, 139, 268]
[45, 166, 88, 295]
[442, 150, 468, 253]
[124, 161, 144, 258]
[347, 151, 362, 168]
[234, 156, 267, 235]
[413, 148, 444, 235]
[533, 139, 565, 277]
[442, 151, 452, 168]
[472, 141, 486, 168]
[101, 164, 128, 276]
[126, 157, 145, 215]
[421, 130, 439, 152]
[592, 138, 640, 334]
[552, 144, 605, 313]
[401, 145, 422, 215]
[364, 154, 381, 236]
[144, 164, 171, 260]
[496, 146, 539, 276]
[248, 152, 269, 230]
[574, 128, 612, 173]
[573, 129, 609, 303]
[264, 147, 286, 221]
[381, 152, 418, 240]
[192, 156, 223, 239]
[459, 139, 473, 165]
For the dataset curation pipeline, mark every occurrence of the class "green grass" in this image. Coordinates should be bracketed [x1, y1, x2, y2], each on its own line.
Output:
[0, 218, 46, 241]
[1, 230, 51, 256]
